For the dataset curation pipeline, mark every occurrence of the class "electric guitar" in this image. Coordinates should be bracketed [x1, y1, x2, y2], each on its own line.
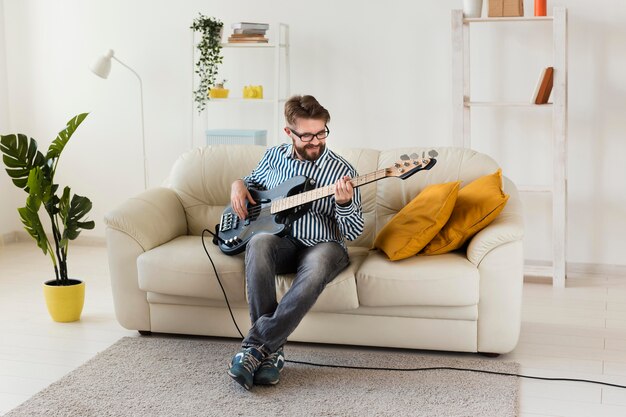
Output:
[215, 151, 438, 255]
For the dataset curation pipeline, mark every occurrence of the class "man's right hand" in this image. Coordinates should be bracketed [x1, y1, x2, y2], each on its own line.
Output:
[230, 179, 256, 220]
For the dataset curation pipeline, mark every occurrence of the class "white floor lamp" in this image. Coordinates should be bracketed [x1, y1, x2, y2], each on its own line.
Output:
[90, 49, 148, 190]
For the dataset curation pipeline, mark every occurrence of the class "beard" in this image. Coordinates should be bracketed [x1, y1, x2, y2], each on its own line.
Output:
[293, 140, 325, 162]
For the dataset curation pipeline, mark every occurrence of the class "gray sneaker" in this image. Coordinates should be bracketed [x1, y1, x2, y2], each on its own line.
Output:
[227, 346, 264, 390]
[253, 347, 285, 385]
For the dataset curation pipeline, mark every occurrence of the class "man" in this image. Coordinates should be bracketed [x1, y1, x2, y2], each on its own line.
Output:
[227, 95, 364, 390]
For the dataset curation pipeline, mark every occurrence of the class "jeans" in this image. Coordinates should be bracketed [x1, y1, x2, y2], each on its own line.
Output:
[242, 234, 350, 355]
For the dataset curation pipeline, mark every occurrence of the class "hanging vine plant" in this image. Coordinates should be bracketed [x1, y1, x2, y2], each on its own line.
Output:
[190, 14, 224, 113]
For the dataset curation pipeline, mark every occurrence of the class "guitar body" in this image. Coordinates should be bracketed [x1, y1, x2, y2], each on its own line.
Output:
[217, 175, 312, 255]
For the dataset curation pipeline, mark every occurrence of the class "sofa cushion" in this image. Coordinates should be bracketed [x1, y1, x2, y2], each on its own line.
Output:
[422, 169, 509, 255]
[373, 181, 460, 261]
[137, 235, 247, 303]
[356, 251, 479, 307]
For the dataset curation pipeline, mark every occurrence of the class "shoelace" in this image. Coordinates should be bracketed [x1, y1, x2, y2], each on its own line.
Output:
[242, 352, 262, 373]
[259, 351, 281, 369]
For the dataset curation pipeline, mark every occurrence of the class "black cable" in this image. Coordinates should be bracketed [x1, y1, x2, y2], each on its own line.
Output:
[201, 229, 246, 339]
[201, 230, 626, 390]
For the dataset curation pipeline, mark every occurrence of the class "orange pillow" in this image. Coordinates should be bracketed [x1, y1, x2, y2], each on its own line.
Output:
[374, 181, 461, 261]
[421, 169, 509, 255]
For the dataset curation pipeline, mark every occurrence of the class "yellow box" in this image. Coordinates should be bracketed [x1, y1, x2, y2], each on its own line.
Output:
[243, 85, 263, 99]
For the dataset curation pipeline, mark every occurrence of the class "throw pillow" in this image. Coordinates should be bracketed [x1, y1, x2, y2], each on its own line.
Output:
[373, 181, 461, 261]
[421, 169, 509, 255]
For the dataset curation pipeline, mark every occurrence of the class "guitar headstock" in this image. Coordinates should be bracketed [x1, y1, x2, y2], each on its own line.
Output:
[385, 150, 438, 179]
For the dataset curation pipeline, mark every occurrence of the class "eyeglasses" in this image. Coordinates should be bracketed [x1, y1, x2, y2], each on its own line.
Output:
[289, 125, 330, 142]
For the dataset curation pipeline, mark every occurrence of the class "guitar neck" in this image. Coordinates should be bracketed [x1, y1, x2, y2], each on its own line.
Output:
[270, 169, 387, 214]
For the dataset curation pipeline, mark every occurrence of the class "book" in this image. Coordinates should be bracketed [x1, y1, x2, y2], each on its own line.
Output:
[233, 28, 267, 35]
[229, 33, 266, 38]
[531, 67, 554, 104]
[231, 22, 270, 30]
[227, 37, 269, 43]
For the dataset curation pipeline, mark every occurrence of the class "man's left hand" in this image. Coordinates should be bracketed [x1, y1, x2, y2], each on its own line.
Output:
[335, 175, 354, 206]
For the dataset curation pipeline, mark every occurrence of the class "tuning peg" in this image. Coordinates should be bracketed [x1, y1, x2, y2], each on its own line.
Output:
[400, 154, 410, 160]
[410, 152, 419, 159]
[428, 149, 439, 157]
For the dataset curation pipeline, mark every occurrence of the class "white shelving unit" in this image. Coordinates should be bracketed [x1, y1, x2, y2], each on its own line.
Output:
[451, 8, 568, 288]
[193, 23, 290, 148]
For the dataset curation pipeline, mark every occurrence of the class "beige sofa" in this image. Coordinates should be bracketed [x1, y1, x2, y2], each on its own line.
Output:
[104, 145, 524, 354]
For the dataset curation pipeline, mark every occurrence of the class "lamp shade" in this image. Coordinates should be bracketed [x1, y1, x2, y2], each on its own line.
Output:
[90, 49, 115, 79]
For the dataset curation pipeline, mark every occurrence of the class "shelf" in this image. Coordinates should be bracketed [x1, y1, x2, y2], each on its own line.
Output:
[207, 98, 288, 104]
[221, 43, 287, 48]
[524, 263, 554, 278]
[452, 8, 568, 288]
[464, 16, 553, 23]
[518, 185, 552, 193]
[465, 101, 553, 107]
[207, 98, 274, 103]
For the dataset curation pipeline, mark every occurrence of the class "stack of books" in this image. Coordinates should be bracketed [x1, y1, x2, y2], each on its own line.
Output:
[228, 22, 270, 43]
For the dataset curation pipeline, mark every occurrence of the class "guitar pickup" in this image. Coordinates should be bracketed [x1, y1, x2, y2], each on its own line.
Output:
[220, 212, 235, 232]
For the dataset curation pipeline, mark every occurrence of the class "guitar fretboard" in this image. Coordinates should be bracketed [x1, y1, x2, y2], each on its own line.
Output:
[270, 168, 388, 214]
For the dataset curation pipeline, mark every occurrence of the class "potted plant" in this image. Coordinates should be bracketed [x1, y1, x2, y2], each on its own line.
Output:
[209, 79, 229, 99]
[0, 113, 95, 322]
[190, 14, 224, 112]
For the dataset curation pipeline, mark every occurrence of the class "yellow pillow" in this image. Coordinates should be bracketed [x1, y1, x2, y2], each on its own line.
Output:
[374, 181, 461, 261]
[421, 169, 509, 255]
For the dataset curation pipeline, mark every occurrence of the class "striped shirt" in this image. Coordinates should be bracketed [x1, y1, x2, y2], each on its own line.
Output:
[243, 143, 364, 248]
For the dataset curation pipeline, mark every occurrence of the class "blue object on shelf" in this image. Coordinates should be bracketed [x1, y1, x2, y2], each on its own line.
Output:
[205, 129, 267, 146]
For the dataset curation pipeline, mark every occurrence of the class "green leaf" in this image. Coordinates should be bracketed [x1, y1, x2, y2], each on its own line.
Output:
[60, 192, 94, 247]
[26, 166, 54, 204]
[0, 134, 46, 190]
[18, 195, 49, 255]
[45, 113, 89, 161]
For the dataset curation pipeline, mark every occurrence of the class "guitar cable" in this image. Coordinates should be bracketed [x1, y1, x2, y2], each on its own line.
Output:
[201, 229, 626, 390]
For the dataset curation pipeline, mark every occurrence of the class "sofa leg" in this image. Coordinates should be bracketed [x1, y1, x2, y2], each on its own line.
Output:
[479, 352, 500, 358]
[138, 330, 152, 336]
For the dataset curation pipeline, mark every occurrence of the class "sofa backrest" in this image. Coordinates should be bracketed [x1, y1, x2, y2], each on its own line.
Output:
[166, 145, 501, 248]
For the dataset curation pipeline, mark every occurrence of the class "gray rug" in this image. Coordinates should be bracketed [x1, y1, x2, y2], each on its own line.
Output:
[6, 336, 519, 417]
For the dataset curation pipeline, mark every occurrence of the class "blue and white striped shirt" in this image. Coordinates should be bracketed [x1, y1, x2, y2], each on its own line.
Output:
[243, 143, 364, 248]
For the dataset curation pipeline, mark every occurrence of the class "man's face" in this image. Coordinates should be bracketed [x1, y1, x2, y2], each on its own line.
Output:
[286, 118, 327, 162]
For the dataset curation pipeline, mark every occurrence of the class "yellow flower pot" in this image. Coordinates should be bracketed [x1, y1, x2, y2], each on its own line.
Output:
[209, 88, 229, 99]
[43, 279, 85, 322]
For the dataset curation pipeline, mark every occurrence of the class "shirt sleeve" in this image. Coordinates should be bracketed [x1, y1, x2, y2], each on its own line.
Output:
[334, 167, 365, 241]
[242, 148, 272, 191]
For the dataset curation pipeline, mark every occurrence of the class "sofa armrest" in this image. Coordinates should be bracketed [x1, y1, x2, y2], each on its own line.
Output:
[466, 177, 524, 267]
[104, 187, 188, 252]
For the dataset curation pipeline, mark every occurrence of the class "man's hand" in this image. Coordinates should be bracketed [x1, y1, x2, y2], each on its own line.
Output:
[230, 180, 256, 220]
[334, 175, 354, 206]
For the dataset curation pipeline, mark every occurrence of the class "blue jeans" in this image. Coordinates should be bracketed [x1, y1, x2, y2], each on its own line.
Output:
[242, 234, 349, 355]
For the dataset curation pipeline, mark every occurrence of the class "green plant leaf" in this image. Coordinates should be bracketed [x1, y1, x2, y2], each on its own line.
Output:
[0, 134, 46, 190]
[18, 194, 49, 255]
[26, 166, 54, 205]
[45, 113, 89, 161]
[60, 192, 95, 247]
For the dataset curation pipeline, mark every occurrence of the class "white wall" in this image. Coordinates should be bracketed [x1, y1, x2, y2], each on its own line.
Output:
[0, 0, 22, 238]
[1, 0, 625, 266]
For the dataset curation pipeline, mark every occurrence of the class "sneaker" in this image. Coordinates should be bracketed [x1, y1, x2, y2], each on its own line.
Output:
[227, 346, 265, 390]
[253, 347, 285, 385]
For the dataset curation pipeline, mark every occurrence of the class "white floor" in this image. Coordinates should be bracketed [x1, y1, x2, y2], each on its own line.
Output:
[1, 242, 626, 416]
